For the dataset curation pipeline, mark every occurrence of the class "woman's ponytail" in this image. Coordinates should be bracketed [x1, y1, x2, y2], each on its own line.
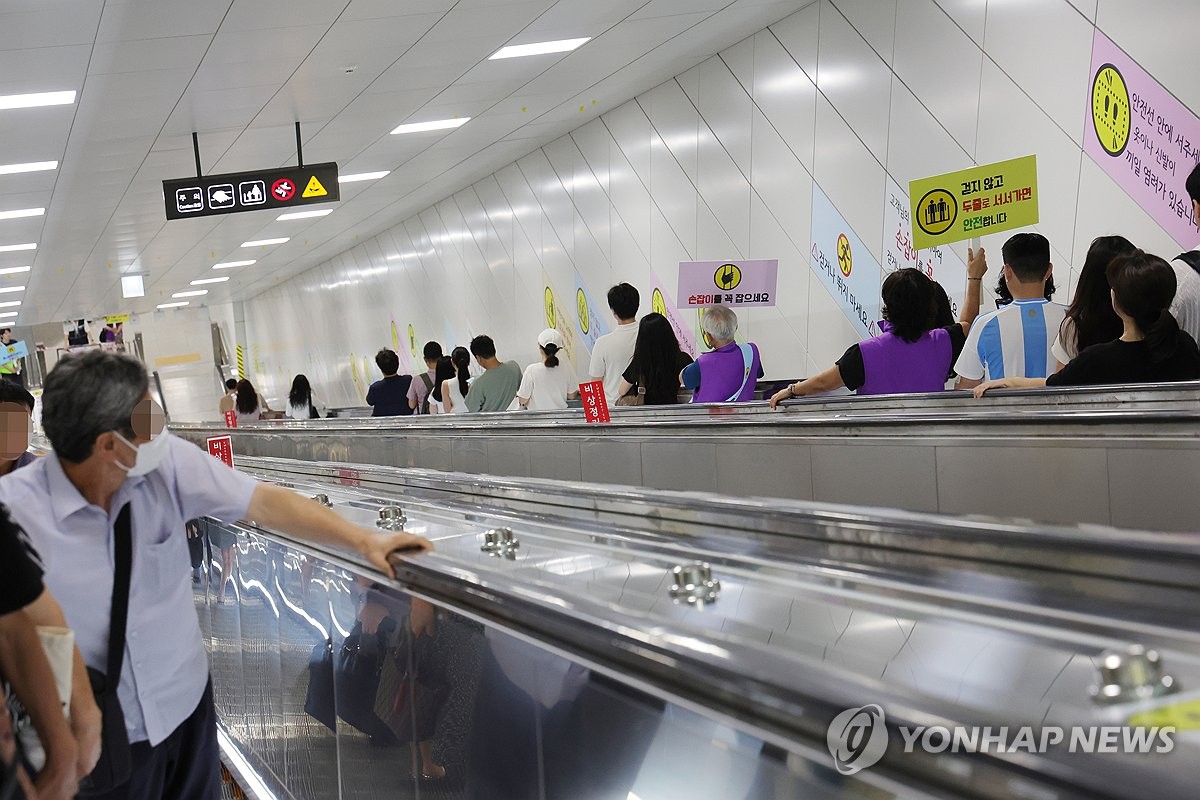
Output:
[1142, 308, 1182, 364]
[543, 343, 560, 368]
[451, 346, 471, 398]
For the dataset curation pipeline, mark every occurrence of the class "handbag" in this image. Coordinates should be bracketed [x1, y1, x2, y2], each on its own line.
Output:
[304, 639, 336, 731]
[77, 504, 133, 796]
[615, 382, 646, 407]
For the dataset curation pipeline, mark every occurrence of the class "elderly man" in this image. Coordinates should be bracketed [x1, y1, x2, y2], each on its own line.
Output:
[680, 305, 763, 402]
[1, 351, 432, 800]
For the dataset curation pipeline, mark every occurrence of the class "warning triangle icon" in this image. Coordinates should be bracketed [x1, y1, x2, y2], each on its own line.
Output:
[302, 175, 328, 198]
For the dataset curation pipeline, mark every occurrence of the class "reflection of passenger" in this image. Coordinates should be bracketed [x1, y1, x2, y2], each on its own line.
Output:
[2, 351, 431, 800]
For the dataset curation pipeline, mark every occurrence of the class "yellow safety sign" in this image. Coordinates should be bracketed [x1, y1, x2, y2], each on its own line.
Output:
[576, 288, 590, 335]
[909, 155, 1039, 249]
[302, 175, 328, 198]
[391, 321, 400, 354]
[1091, 62, 1130, 157]
[407, 323, 416, 357]
[836, 234, 853, 277]
[105, 313, 130, 324]
[544, 287, 556, 329]
[651, 288, 667, 317]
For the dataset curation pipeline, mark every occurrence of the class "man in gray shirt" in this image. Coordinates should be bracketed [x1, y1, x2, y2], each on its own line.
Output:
[465, 335, 522, 412]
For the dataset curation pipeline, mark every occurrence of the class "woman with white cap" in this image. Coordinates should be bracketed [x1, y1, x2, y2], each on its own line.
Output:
[516, 328, 579, 410]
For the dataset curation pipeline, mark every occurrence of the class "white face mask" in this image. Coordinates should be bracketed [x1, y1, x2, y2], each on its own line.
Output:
[113, 429, 170, 477]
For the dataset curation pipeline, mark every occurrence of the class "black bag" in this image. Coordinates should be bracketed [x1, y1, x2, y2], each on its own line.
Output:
[333, 619, 397, 743]
[304, 639, 336, 731]
[77, 504, 134, 796]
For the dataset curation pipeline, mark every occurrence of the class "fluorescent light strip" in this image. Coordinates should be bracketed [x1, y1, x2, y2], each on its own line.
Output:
[0, 243, 36, 253]
[0, 301, 20, 308]
[0, 286, 25, 294]
[276, 209, 331, 221]
[0, 266, 30, 275]
[0, 91, 76, 110]
[190, 276, 229, 285]
[213, 260, 255, 269]
[390, 117, 469, 135]
[172, 290, 208, 298]
[157, 301, 188, 309]
[338, 171, 389, 183]
[241, 238, 288, 247]
[489, 37, 590, 59]
[0, 161, 57, 175]
[0, 312, 17, 318]
[0, 208, 44, 221]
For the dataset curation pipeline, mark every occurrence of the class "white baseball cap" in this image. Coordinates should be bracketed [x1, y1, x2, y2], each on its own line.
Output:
[537, 328, 564, 349]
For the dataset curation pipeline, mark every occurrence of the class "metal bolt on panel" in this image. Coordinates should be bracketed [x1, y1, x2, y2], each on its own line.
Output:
[1090, 645, 1179, 704]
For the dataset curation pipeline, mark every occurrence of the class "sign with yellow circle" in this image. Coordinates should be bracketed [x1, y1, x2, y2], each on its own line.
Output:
[908, 155, 1038, 249]
[544, 286, 556, 329]
[915, 188, 958, 240]
[651, 287, 667, 317]
[836, 234, 853, 277]
[576, 288, 590, 335]
[407, 323, 416, 357]
[390, 321, 400, 354]
[1091, 62, 1130, 157]
[714, 263, 741, 291]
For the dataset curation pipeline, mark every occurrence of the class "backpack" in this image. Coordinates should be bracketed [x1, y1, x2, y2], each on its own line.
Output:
[1176, 251, 1200, 276]
[418, 373, 434, 414]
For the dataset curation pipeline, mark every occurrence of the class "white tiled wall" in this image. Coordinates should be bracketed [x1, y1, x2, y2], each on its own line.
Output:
[242, 0, 1200, 406]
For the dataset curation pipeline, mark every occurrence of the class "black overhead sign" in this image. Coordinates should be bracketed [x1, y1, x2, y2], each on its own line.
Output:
[162, 162, 340, 221]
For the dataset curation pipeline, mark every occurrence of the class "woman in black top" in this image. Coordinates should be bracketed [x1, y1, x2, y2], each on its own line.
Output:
[975, 250, 1200, 395]
[617, 313, 694, 405]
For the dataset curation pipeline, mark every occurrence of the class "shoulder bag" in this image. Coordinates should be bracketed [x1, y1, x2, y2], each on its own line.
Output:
[77, 503, 133, 796]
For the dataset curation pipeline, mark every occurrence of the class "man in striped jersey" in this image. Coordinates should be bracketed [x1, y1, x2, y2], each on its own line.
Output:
[954, 233, 1066, 389]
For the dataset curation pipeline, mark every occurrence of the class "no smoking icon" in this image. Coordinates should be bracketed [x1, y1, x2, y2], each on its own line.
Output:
[271, 178, 296, 201]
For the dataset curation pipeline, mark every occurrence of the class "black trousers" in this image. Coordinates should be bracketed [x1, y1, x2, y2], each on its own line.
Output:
[80, 681, 219, 800]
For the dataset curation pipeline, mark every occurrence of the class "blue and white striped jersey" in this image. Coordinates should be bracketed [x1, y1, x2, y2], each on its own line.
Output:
[954, 299, 1067, 381]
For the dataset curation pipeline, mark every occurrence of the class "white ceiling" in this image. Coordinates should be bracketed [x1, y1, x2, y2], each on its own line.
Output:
[0, 0, 809, 324]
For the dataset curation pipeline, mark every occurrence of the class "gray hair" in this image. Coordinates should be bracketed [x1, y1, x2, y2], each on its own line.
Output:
[43, 351, 149, 462]
[700, 305, 739, 344]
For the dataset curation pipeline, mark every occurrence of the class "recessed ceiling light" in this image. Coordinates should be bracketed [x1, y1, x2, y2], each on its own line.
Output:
[0, 301, 20, 308]
[121, 274, 145, 298]
[489, 38, 590, 60]
[0, 243, 36, 253]
[0, 312, 17, 319]
[213, 259, 255, 269]
[0, 161, 57, 175]
[157, 301, 188, 309]
[241, 238, 289, 247]
[339, 171, 390, 183]
[172, 289, 208, 298]
[0, 91, 76, 110]
[190, 276, 229, 285]
[0, 266, 30, 275]
[390, 118, 469, 135]
[0, 286, 25, 294]
[0, 208, 45, 221]
[276, 209, 332, 221]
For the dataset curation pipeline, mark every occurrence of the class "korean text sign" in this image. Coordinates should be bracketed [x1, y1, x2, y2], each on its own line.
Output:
[809, 184, 881, 340]
[1, 341, 28, 367]
[579, 380, 610, 424]
[676, 259, 778, 308]
[909, 155, 1039, 249]
[1084, 31, 1200, 249]
[206, 435, 234, 468]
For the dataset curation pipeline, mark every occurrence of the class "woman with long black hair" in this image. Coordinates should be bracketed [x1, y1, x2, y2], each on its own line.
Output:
[976, 250, 1200, 394]
[427, 357, 456, 414]
[440, 347, 472, 414]
[234, 379, 271, 425]
[1051, 235, 1137, 368]
[285, 374, 324, 419]
[616, 313, 693, 405]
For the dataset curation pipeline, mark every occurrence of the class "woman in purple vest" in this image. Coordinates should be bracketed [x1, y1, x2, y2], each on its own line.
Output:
[770, 253, 987, 406]
[680, 306, 764, 403]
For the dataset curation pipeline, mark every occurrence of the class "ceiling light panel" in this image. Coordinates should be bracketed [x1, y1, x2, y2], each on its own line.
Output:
[0, 208, 45, 221]
[213, 260, 256, 269]
[0, 161, 57, 175]
[0, 301, 20, 308]
[0, 266, 31, 275]
[277, 209, 332, 221]
[390, 118, 469, 135]
[157, 301, 188, 309]
[0, 91, 76, 110]
[0, 286, 26, 294]
[172, 290, 208, 298]
[339, 171, 390, 183]
[121, 275, 145, 298]
[0, 312, 18, 319]
[0, 243, 36, 252]
[241, 238, 289, 247]
[190, 277, 229, 285]
[489, 38, 590, 59]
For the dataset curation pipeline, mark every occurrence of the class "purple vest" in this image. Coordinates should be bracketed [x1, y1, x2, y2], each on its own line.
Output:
[692, 342, 761, 403]
[858, 322, 953, 395]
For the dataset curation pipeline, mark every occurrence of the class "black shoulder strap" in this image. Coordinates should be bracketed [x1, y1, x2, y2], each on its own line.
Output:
[1177, 251, 1200, 276]
[106, 504, 133, 682]
[418, 372, 434, 413]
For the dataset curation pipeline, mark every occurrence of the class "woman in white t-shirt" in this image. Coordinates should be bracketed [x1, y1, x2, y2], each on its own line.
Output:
[441, 346, 472, 414]
[285, 373, 326, 419]
[426, 357, 457, 414]
[516, 329, 579, 411]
